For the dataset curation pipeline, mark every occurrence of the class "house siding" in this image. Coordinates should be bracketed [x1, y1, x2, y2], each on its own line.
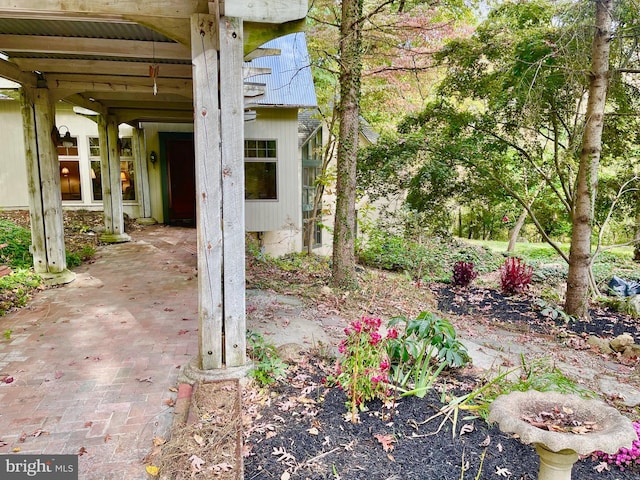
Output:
[245, 109, 301, 236]
[0, 101, 29, 208]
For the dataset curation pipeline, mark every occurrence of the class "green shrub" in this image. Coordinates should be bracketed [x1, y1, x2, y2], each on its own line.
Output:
[246, 331, 287, 386]
[0, 220, 33, 269]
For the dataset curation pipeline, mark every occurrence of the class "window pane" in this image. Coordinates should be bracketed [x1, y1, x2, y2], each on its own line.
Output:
[90, 160, 102, 201]
[121, 160, 136, 201]
[60, 161, 82, 201]
[88, 137, 100, 157]
[120, 137, 133, 157]
[245, 162, 277, 200]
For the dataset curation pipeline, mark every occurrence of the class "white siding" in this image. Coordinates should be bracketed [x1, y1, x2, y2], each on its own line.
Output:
[0, 101, 29, 208]
[245, 109, 301, 235]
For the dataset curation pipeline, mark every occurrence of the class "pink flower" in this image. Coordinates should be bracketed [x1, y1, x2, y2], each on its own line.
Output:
[338, 340, 347, 354]
[351, 320, 362, 333]
[386, 328, 398, 339]
[370, 375, 383, 384]
[368, 331, 382, 346]
[363, 316, 381, 330]
[379, 358, 390, 371]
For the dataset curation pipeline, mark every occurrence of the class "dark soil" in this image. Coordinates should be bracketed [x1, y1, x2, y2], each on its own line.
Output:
[432, 284, 640, 343]
[243, 285, 640, 480]
[243, 355, 637, 480]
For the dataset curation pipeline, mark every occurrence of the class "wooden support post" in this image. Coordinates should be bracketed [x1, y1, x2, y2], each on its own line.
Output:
[219, 16, 247, 368]
[19, 87, 73, 283]
[98, 115, 130, 243]
[132, 127, 156, 224]
[192, 12, 224, 370]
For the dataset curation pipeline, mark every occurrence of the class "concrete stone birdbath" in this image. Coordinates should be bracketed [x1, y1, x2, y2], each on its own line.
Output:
[488, 390, 636, 480]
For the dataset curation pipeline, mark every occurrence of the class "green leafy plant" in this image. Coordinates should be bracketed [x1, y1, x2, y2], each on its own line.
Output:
[334, 317, 396, 419]
[246, 331, 287, 386]
[452, 261, 478, 287]
[3, 329, 11, 340]
[500, 257, 533, 295]
[0, 220, 33, 269]
[533, 298, 574, 322]
[0, 269, 41, 316]
[387, 311, 469, 398]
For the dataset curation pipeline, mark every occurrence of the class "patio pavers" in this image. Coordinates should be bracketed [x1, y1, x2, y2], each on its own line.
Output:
[0, 225, 200, 480]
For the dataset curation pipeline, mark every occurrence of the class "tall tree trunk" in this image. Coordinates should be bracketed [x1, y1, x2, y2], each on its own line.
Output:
[565, 0, 612, 318]
[507, 209, 528, 253]
[332, 0, 363, 289]
[634, 186, 640, 262]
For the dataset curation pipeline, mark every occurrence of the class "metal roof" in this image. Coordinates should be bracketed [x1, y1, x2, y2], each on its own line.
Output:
[247, 33, 317, 109]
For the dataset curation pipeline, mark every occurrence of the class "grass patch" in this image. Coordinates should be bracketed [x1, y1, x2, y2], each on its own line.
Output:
[0, 269, 41, 316]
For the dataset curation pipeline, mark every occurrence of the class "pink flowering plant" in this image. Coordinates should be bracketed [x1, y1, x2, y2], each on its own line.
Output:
[592, 420, 640, 472]
[334, 316, 398, 418]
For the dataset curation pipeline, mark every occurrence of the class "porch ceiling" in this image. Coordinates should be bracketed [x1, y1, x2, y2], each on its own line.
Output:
[0, 1, 307, 125]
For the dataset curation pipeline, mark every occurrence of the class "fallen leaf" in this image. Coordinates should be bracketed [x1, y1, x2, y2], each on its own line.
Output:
[84, 421, 93, 428]
[189, 454, 205, 472]
[495, 466, 511, 477]
[104, 434, 112, 443]
[164, 307, 174, 312]
[169, 387, 178, 393]
[497, 442, 503, 453]
[152, 437, 166, 447]
[178, 329, 189, 335]
[479, 435, 491, 447]
[459, 423, 474, 436]
[594, 462, 610, 473]
[212, 462, 234, 472]
[307, 427, 319, 436]
[266, 431, 277, 439]
[12, 447, 20, 453]
[31, 429, 48, 438]
[136, 376, 153, 383]
[78, 447, 87, 456]
[373, 433, 395, 452]
[0, 440, 7, 447]
[145, 465, 160, 476]
[193, 434, 205, 446]
[164, 398, 176, 407]
[18, 432, 27, 443]
[54, 371, 64, 379]
[281, 472, 291, 480]
[3, 376, 14, 384]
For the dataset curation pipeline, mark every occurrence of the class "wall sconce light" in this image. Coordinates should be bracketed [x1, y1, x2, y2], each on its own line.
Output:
[54, 125, 74, 148]
[61, 167, 69, 176]
[120, 171, 127, 182]
[149, 151, 158, 165]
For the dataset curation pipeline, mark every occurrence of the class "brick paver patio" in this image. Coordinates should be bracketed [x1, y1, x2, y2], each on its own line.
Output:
[0, 225, 200, 479]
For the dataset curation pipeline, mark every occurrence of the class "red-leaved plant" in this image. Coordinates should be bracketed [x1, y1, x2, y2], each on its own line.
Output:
[452, 261, 478, 287]
[500, 257, 533, 295]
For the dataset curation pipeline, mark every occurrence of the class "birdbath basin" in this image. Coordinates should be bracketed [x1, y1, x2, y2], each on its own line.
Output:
[488, 390, 636, 480]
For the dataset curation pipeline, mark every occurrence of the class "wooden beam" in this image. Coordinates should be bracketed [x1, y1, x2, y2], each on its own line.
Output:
[244, 48, 280, 61]
[46, 74, 192, 97]
[224, 0, 308, 24]
[13, 58, 192, 78]
[109, 108, 193, 123]
[243, 18, 306, 56]
[0, 34, 190, 60]
[0, 58, 37, 87]
[191, 12, 224, 370]
[61, 94, 108, 116]
[219, 16, 246, 368]
[0, 1, 209, 19]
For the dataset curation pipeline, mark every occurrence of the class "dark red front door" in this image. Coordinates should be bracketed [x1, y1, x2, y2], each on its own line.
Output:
[165, 137, 195, 226]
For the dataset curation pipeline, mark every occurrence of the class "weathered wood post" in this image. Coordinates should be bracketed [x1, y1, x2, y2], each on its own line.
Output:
[19, 86, 75, 284]
[97, 115, 131, 243]
[182, 0, 308, 379]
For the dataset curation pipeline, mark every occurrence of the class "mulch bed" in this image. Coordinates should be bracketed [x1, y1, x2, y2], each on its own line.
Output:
[243, 355, 637, 480]
[241, 285, 639, 480]
[431, 284, 640, 342]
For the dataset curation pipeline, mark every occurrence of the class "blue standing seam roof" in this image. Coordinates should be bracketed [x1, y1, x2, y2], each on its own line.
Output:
[247, 32, 318, 108]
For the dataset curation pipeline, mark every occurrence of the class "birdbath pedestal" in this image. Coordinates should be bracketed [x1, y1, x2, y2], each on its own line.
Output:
[488, 390, 636, 480]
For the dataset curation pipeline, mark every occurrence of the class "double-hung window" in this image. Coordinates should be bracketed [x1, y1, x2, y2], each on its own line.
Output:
[244, 139, 277, 200]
